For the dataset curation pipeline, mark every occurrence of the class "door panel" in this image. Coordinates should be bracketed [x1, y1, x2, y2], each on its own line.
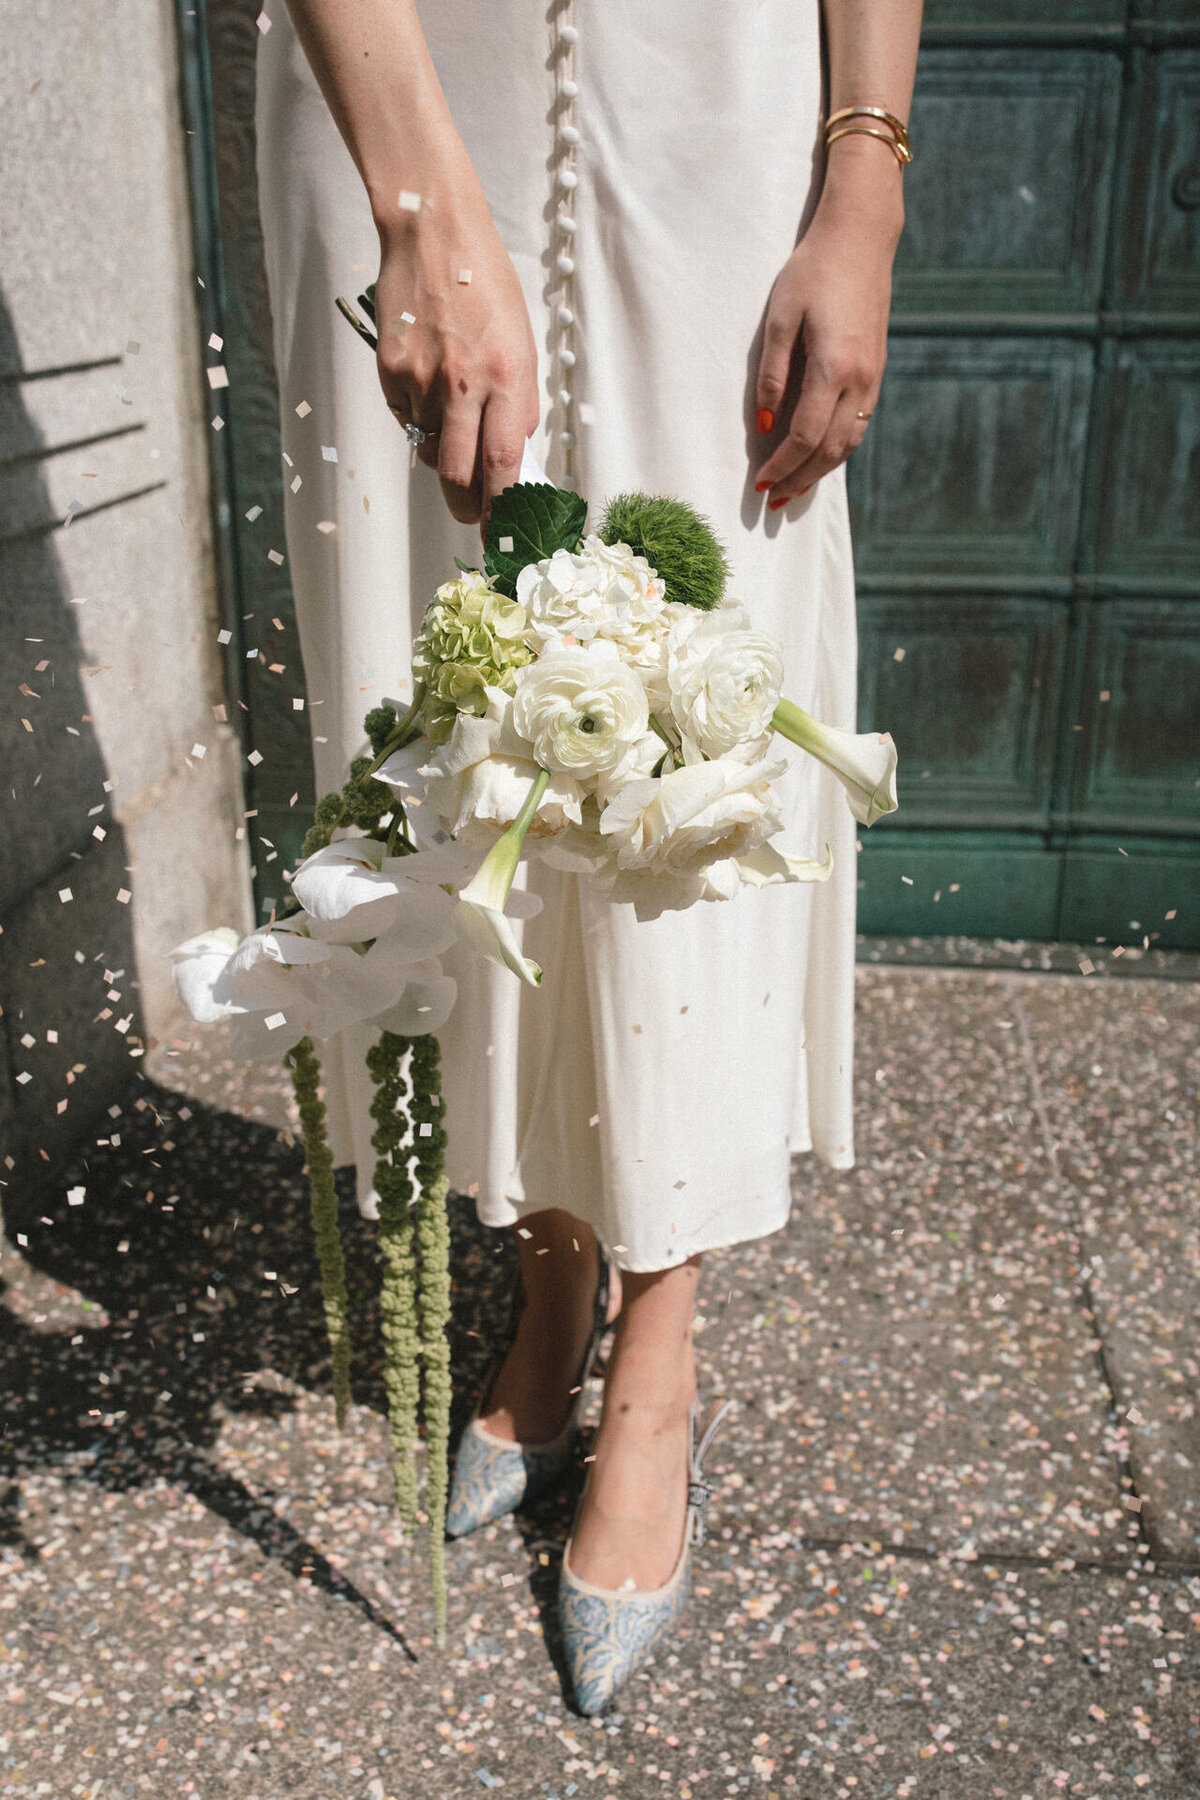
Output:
[1093, 342, 1200, 582]
[853, 338, 1093, 579]
[1117, 52, 1200, 313]
[858, 595, 1066, 827]
[1071, 600, 1200, 827]
[894, 50, 1122, 314]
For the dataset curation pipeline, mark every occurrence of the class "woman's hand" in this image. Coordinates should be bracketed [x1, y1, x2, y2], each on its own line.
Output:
[374, 194, 539, 534]
[753, 193, 901, 512]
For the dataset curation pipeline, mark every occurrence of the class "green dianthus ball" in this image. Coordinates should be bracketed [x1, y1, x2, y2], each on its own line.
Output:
[597, 492, 729, 611]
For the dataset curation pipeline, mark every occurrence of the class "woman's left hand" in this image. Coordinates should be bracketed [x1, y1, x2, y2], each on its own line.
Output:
[753, 206, 899, 511]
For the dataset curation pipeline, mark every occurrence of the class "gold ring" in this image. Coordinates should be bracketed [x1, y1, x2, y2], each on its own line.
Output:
[856, 410, 873, 420]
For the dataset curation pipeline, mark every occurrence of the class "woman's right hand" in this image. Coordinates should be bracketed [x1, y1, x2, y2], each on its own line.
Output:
[374, 192, 540, 535]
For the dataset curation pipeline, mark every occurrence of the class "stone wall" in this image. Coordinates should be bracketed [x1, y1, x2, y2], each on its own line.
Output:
[0, 0, 252, 1211]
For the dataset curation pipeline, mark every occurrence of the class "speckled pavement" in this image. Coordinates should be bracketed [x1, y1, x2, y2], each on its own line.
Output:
[2, 962, 1197, 1799]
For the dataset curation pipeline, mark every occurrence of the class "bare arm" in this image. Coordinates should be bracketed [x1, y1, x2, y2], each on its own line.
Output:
[754, 0, 925, 506]
[282, 0, 539, 527]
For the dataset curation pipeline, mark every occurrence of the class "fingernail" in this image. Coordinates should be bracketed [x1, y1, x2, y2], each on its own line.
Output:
[768, 494, 789, 512]
[756, 408, 775, 435]
[754, 480, 771, 494]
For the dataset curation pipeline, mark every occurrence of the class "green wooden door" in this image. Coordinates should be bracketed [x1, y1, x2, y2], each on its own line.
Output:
[850, 0, 1200, 948]
[184, 0, 1200, 946]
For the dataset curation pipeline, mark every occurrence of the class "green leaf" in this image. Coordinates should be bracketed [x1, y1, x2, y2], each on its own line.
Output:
[483, 482, 587, 597]
[453, 557, 482, 575]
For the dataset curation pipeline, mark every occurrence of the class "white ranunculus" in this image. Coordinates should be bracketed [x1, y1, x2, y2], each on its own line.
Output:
[667, 602, 785, 758]
[511, 639, 649, 782]
[516, 532, 666, 651]
[389, 686, 584, 846]
[593, 856, 745, 922]
[597, 748, 788, 880]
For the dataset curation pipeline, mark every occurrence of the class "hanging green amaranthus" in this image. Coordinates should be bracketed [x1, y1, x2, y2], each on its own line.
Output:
[410, 1030, 452, 1645]
[367, 1030, 422, 1529]
[286, 1035, 352, 1431]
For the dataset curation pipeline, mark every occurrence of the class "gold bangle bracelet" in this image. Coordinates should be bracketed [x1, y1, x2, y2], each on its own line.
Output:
[825, 103, 911, 157]
[825, 123, 912, 167]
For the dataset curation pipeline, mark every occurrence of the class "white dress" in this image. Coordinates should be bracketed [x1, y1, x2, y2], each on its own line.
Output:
[254, 0, 858, 1272]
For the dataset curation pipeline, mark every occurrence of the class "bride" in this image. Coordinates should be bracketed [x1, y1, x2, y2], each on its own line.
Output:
[255, 0, 922, 1714]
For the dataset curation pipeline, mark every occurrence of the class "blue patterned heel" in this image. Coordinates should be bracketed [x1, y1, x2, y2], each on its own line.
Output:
[558, 1393, 736, 1716]
[445, 1249, 613, 1539]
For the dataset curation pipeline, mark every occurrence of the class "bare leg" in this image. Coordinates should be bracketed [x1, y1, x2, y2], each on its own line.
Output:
[479, 1209, 623, 1445]
[566, 1254, 701, 1592]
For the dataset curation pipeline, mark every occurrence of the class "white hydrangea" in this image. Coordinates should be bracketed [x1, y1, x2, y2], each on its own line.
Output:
[516, 533, 667, 652]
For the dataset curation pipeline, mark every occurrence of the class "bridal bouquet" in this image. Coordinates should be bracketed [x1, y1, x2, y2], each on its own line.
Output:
[170, 298, 898, 1642]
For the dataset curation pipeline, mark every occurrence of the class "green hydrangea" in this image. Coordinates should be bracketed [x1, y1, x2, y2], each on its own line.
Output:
[412, 570, 535, 742]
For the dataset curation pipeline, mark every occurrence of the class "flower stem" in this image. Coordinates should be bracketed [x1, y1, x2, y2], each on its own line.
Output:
[366, 685, 428, 777]
[286, 1037, 352, 1431]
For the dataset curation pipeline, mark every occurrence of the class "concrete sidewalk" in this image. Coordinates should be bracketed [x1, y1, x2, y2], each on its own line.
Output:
[2, 962, 1197, 1799]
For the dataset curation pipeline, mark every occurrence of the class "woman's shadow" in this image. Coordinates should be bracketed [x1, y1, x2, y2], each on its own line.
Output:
[1, 1072, 540, 1664]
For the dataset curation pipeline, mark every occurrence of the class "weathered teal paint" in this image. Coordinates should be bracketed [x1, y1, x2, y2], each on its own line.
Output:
[851, 5, 1200, 948]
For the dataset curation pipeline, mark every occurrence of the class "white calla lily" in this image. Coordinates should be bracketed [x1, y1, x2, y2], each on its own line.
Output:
[771, 699, 898, 826]
[455, 768, 551, 986]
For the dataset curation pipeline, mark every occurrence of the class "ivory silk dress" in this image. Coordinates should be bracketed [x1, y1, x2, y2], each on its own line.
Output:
[254, 0, 859, 1272]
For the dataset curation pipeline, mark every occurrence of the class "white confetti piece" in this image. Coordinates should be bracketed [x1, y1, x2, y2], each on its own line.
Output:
[67, 1186, 86, 1207]
[316, 520, 337, 534]
[418, 1122, 433, 1137]
[247, 750, 264, 766]
[116, 887, 131, 904]
[217, 627, 232, 644]
[321, 444, 338, 462]
[294, 400, 311, 420]
[499, 535, 514, 553]
[191, 743, 206, 759]
[255, 7, 271, 30]
[206, 365, 229, 390]
[457, 267, 472, 284]
[290, 474, 302, 493]
[398, 189, 421, 212]
[267, 548, 285, 565]
[293, 697, 305, 710]
[58, 887, 73, 903]
[400, 310, 416, 325]
[211, 416, 225, 431]
[264, 1012, 287, 1030]
[16, 1071, 32, 1086]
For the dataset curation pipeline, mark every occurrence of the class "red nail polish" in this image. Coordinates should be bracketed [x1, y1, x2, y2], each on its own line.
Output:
[754, 480, 771, 494]
[768, 494, 789, 512]
[756, 408, 775, 435]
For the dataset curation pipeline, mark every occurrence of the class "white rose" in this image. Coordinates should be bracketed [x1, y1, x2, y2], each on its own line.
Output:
[597, 748, 788, 879]
[404, 686, 585, 846]
[516, 533, 666, 650]
[667, 602, 784, 757]
[511, 639, 650, 782]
